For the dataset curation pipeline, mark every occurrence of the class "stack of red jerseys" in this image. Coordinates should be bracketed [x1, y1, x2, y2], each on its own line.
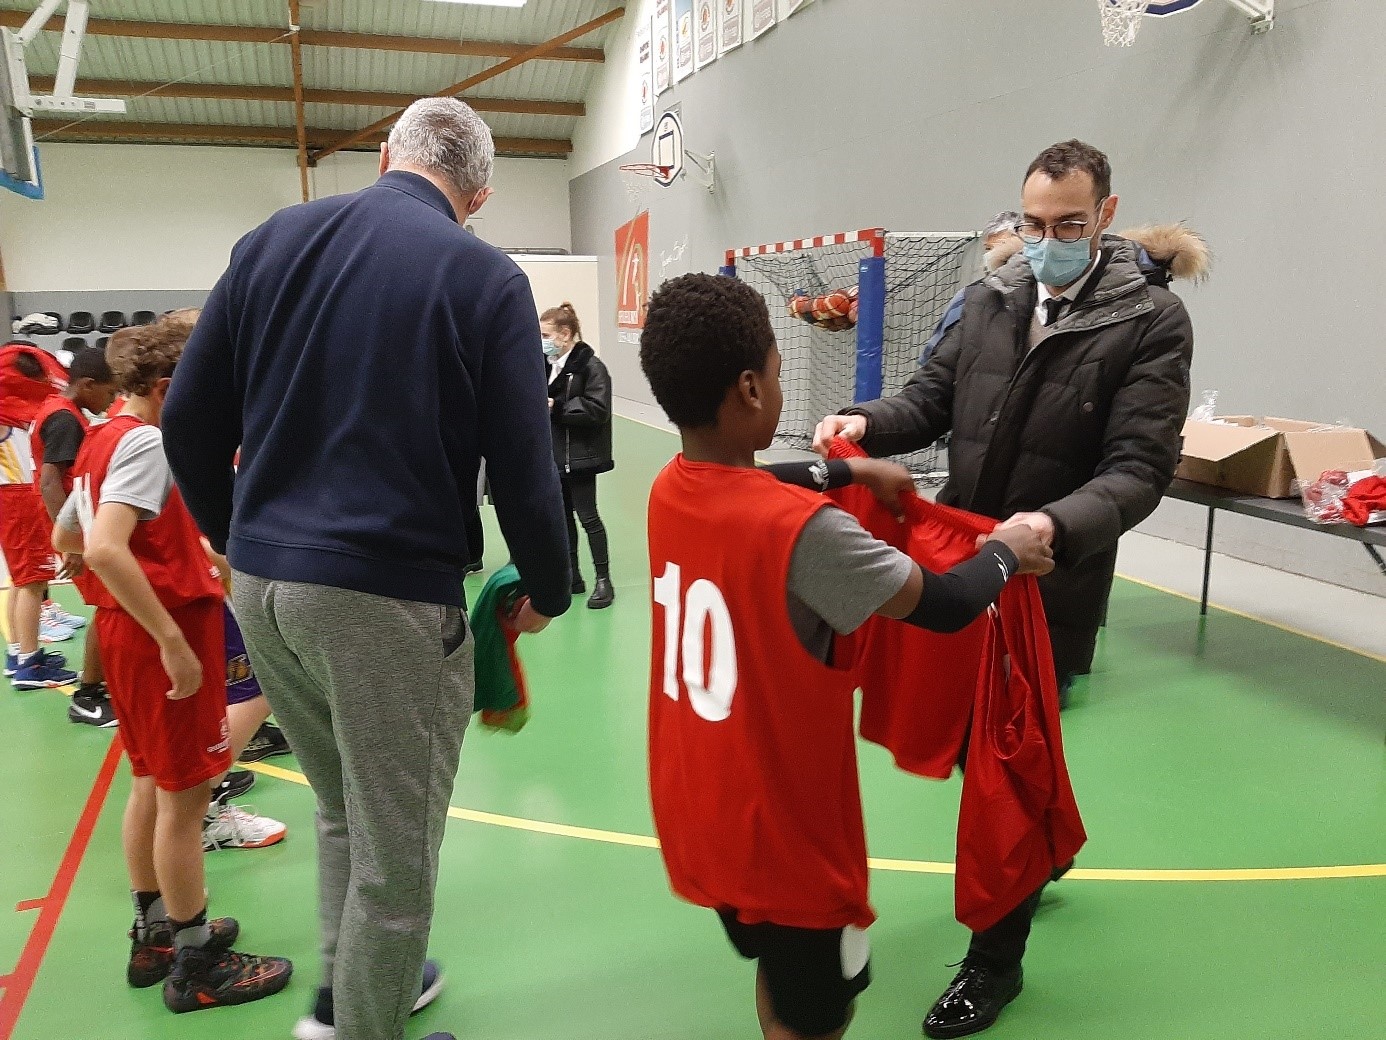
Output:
[828, 442, 1086, 931]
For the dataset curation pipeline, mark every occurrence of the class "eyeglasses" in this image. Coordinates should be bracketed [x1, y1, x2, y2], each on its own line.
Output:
[1014, 199, 1108, 243]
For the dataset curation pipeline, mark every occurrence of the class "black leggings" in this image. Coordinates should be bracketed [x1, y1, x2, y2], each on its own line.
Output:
[561, 472, 609, 580]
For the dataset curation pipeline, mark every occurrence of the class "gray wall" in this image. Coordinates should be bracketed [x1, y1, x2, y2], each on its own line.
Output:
[571, 0, 1386, 593]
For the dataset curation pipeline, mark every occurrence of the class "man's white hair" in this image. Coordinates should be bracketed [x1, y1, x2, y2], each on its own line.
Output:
[387, 97, 495, 198]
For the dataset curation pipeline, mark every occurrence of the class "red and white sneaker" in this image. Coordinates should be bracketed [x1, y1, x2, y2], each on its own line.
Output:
[202, 803, 287, 851]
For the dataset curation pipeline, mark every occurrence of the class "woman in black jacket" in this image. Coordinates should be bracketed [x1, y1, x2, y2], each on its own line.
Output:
[541, 302, 615, 609]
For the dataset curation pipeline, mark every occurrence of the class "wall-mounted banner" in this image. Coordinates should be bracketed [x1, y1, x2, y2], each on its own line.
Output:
[695, 0, 718, 69]
[637, 22, 654, 133]
[654, 0, 672, 95]
[615, 211, 651, 340]
[674, 0, 695, 82]
[719, 0, 744, 54]
[750, 0, 775, 40]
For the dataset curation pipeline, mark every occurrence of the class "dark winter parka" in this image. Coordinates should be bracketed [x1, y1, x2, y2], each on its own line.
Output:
[549, 341, 614, 476]
[847, 239, 1194, 678]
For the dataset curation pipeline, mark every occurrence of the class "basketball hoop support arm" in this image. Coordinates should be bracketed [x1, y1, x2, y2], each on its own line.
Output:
[7, 0, 126, 114]
[1224, 0, 1273, 34]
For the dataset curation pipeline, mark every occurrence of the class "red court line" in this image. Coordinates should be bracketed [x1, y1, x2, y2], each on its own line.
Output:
[0, 737, 123, 1040]
[10, 903, 42, 914]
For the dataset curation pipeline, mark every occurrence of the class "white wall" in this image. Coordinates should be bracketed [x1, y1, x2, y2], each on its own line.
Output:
[0, 143, 572, 292]
[569, 0, 652, 178]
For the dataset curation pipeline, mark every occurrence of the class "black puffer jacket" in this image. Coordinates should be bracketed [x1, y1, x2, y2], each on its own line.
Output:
[549, 341, 614, 476]
[848, 239, 1193, 678]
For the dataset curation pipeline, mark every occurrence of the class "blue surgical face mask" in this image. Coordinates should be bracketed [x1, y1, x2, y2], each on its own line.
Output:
[542, 337, 560, 359]
[1022, 235, 1095, 287]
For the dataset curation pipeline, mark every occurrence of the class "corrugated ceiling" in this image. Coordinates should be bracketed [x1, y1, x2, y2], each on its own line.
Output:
[2, 0, 619, 155]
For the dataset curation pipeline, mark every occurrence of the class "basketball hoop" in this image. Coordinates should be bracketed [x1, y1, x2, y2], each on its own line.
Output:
[1099, 0, 1151, 46]
[620, 163, 672, 211]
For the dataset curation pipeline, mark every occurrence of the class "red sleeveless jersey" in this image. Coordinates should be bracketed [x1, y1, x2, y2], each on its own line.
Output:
[70, 414, 223, 612]
[827, 441, 1086, 932]
[647, 455, 874, 930]
[30, 395, 88, 497]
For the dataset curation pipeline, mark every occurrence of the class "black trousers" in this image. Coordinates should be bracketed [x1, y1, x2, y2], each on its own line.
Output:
[562, 472, 609, 580]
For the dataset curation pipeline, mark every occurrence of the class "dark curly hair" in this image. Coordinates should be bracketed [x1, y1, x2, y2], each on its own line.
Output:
[106, 312, 195, 395]
[1025, 139, 1111, 201]
[640, 273, 775, 428]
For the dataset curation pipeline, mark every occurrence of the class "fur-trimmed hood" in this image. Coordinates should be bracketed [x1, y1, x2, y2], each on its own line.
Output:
[1115, 223, 1212, 283]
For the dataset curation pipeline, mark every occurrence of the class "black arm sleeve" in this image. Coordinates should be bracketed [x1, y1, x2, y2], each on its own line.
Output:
[761, 458, 853, 493]
[902, 540, 1019, 634]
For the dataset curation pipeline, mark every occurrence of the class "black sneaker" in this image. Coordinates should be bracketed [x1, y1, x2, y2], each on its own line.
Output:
[292, 959, 445, 1039]
[586, 578, 615, 610]
[239, 721, 291, 763]
[923, 961, 1023, 1039]
[69, 687, 118, 728]
[213, 769, 255, 804]
[162, 944, 293, 1013]
[128, 917, 240, 988]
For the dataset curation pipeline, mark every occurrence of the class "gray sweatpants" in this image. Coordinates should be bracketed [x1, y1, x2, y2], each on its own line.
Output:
[232, 573, 474, 1040]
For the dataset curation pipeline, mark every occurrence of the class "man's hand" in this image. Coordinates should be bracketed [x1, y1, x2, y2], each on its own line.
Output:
[811, 414, 868, 457]
[997, 511, 1056, 548]
[161, 636, 204, 700]
[509, 598, 553, 635]
[57, 552, 85, 579]
[979, 525, 1055, 577]
[845, 457, 915, 520]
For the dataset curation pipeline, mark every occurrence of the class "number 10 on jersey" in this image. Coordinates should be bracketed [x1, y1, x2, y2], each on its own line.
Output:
[653, 562, 737, 722]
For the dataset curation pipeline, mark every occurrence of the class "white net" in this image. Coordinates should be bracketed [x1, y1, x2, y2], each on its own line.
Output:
[620, 165, 665, 212]
[1100, 0, 1151, 46]
[733, 231, 976, 481]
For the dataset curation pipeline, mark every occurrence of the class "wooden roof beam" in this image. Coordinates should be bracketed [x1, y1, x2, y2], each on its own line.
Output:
[312, 6, 622, 162]
[0, 12, 606, 63]
[30, 118, 572, 157]
[28, 77, 585, 117]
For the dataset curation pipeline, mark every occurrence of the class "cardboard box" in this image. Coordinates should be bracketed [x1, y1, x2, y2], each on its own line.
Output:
[1177, 416, 1386, 499]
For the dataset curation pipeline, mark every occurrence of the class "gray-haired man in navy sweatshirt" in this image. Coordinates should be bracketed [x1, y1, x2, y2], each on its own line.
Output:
[163, 98, 571, 1040]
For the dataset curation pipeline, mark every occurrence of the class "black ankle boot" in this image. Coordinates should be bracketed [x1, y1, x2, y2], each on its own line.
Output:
[923, 960, 1023, 1039]
[586, 577, 614, 610]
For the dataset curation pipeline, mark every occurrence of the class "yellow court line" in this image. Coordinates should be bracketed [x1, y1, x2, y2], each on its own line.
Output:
[245, 762, 1386, 883]
[1115, 572, 1386, 665]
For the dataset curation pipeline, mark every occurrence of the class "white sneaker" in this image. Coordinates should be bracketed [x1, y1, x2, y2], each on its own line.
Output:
[202, 802, 288, 851]
[43, 601, 87, 629]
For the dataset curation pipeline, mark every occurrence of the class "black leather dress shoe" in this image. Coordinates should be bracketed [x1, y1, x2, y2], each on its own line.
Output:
[923, 961, 1023, 1039]
[587, 577, 615, 610]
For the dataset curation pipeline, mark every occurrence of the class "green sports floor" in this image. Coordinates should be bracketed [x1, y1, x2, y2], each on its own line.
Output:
[2, 416, 1383, 1040]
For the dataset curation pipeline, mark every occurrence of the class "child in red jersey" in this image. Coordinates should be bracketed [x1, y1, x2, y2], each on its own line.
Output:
[638, 274, 1052, 1040]
[52, 318, 293, 1014]
[31, 345, 119, 723]
[1, 346, 78, 691]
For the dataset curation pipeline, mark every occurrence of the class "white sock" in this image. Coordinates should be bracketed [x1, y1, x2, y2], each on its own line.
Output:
[7, 643, 19, 657]
[19, 650, 41, 666]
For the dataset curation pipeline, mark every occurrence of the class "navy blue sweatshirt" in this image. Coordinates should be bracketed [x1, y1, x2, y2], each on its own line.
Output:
[163, 171, 571, 617]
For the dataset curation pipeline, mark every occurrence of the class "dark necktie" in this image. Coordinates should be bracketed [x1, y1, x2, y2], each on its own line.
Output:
[1043, 297, 1066, 327]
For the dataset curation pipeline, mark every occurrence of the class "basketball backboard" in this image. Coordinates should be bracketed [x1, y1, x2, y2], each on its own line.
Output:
[652, 110, 684, 187]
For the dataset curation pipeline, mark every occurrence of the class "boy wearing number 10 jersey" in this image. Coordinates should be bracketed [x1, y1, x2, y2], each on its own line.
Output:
[639, 274, 1053, 1040]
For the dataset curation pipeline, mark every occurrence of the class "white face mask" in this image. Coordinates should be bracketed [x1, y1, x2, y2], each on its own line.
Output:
[542, 336, 561, 359]
[983, 249, 1004, 272]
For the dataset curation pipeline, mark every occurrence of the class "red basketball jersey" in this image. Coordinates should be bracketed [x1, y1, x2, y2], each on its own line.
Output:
[70, 414, 223, 612]
[30, 395, 89, 497]
[647, 455, 874, 930]
[827, 441, 1086, 932]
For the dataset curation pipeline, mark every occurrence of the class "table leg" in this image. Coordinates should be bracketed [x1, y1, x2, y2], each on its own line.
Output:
[1201, 507, 1215, 616]
[1364, 543, 1386, 579]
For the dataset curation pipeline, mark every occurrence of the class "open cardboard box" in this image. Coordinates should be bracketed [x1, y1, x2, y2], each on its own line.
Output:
[1177, 416, 1386, 499]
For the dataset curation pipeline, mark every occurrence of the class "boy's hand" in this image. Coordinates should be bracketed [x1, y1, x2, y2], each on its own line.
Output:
[161, 637, 204, 700]
[811, 415, 867, 457]
[58, 552, 85, 579]
[845, 457, 915, 520]
[509, 598, 553, 635]
[996, 511, 1056, 547]
[979, 526, 1055, 577]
